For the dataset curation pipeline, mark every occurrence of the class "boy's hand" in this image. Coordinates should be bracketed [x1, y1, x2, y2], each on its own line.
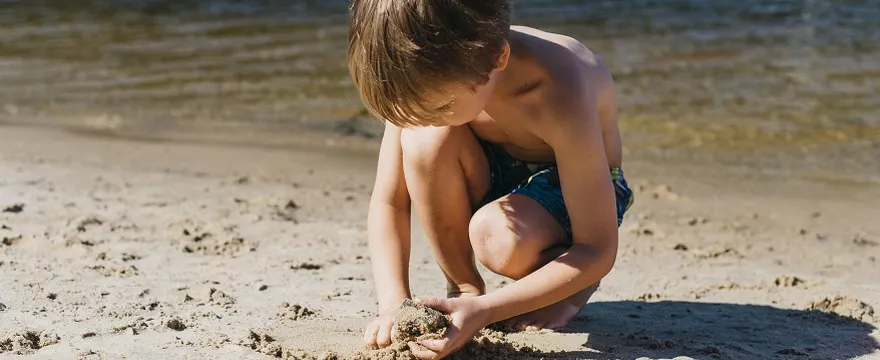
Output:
[364, 310, 397, 349]
[408, 297, 491, 360]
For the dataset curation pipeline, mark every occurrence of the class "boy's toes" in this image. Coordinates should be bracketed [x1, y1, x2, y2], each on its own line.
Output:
[524, 323, 546, 332]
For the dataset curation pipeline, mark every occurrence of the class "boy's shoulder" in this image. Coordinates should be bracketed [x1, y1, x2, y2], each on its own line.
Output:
[512, 25, 602, 68]
[511, 26, 615, 137]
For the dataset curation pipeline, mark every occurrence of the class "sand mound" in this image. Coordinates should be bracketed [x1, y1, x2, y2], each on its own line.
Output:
[392, 299, 449, 343]
[808, 296, 876, 322]
[334, 300, 539, 360]
[0, 330, 61, 355]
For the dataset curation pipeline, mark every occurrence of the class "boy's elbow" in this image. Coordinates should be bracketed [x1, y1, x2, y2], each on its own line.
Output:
[571, 239, 618, 277]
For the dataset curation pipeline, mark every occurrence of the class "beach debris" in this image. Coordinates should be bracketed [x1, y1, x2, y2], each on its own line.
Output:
[180, 225, 253, 256]
[273, 200, 300, 223]
[699, 248, 744, 259]
[686, 217, 709, 226]
[636, 293, 663, 301]
[774, 276, 805, 287]
[852, 234, 877, 247]
[166, 318, 187, 331]
[207, 288, 235, 307]
[70, 216, 103, 232]
[277, 303, 316, 321]
[87, 265, 139, 278]
[290, 262, 322, 270]
[1, 235, 23, 246]
[0, 330, 60, 355]
[1, 204, 24, 213]
[650, 185, 679, 200]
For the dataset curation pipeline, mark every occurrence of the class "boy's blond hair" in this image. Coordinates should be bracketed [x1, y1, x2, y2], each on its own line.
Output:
[347, 0, 511, 127]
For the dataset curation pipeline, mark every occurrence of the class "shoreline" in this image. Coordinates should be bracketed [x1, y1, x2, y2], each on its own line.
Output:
[1, 124, 878, 359]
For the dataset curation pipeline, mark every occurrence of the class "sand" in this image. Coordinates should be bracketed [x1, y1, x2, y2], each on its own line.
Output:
[0, 125, 879, 360]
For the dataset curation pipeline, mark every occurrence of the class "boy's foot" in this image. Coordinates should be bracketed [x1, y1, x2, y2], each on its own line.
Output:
[447, 282, 485, 299]
[506, 283, 599, 331]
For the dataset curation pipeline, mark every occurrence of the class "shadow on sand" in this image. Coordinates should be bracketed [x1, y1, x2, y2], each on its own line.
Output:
[519, 300, 878, 360]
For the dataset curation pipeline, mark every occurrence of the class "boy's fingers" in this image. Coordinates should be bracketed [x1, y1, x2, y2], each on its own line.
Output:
[417, 338, 450, 353]
[377, 322, 393, 347]
[408, 341, 439, 360]
[363, 322, 379, 348]
[414, 297, 450, 312]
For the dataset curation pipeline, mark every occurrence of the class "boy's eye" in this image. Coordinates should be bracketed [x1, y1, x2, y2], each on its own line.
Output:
[435, 102, 453, 113]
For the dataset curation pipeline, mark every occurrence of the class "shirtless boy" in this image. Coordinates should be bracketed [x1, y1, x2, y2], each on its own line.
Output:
[347, 1, 634, 358]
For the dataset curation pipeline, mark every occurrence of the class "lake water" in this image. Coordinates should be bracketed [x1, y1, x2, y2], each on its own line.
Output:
[1, 0, 878, 182]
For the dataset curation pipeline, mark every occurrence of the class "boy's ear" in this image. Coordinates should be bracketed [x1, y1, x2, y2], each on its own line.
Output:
[495, 41, 511, 71]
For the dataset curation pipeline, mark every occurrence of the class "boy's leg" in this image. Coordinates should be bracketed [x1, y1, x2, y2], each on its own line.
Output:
[469, 193, 599, 330]
[400, 125, 490, 298]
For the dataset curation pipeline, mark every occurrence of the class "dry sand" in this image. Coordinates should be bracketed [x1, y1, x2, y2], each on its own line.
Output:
[1, 125, 878, 360]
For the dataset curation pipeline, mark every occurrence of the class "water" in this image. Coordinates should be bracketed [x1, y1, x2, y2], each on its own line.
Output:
[1, 0, 878, 181]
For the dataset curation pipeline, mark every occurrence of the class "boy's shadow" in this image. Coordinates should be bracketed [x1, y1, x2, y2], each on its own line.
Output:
[535, 300, 878, 359]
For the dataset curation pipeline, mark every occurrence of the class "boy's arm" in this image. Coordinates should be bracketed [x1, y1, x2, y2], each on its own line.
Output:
[368, 123, 413, 312]
[481, 74, 619, 324]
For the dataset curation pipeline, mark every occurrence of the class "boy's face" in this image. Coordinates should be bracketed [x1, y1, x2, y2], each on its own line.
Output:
[425, 77, 498, 127]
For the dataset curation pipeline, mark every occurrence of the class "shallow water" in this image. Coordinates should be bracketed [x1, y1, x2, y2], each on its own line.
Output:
[0, 0, 878, 181]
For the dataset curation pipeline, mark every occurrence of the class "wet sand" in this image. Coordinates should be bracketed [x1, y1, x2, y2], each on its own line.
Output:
[1, 125, 878, 360]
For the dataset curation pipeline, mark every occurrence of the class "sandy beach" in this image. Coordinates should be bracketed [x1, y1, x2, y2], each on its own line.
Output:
[0, 125, 878, 360]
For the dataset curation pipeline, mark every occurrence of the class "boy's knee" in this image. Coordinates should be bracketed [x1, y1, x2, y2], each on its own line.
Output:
[469, 206, 534, 279]
[400, 126, 462, 166]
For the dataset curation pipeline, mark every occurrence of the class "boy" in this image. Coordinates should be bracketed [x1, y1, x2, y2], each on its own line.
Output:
[347, 1, 634, 358]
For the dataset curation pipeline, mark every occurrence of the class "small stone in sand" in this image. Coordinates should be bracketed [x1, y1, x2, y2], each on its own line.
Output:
[673, 244, 689, 251]
[1, 235, 23, 246]
[47, 293, 57, 300]
[774, 276, 805, 287]
[290, 262, 323, 270]
[852, 235, 877, 247]
[2, 204, 24, 213]
[167, 318, 187, 331]
[0, 302, 7, 311]
[259, 285, 268, 291]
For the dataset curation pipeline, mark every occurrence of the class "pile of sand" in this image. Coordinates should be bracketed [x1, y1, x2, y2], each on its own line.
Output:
[339, 300, 538, 360]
